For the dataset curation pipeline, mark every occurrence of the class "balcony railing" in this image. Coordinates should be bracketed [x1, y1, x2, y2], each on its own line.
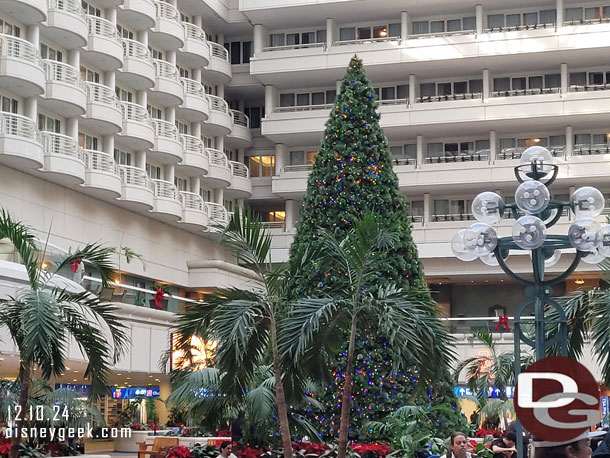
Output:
[48, 0, 86, 17]
[180, 134, 207, 156]
[263, 42, 324, 52]
[181, 77, 205, 97]
[205, 202, 228, 224]
[121, 101, 151, 123]
[497, 147, 526, 160]
[209, 42, 229, 61]
[0, 34, 43, 66]
[151, 179, 179, 199]
[417, 92, 482, 103]
[152, 59, 180, 80]
[152, 119, 178, 139]
[183, 22, 207, 43]
[230, 161, 249, 179]
[261, 221, 285, 229]
[409, 30, 472, 39]
[573, 144, 610, 155]
[275, 103, 333, 113]
[392, 157, 417, 166]
[83, 149, 119, 174]
[207, 95, 229, 114]
[0, 112, 39, 140]
[179, 191, 206, 212]
[283, 164, 313, 172]
[207, 148, 228, 167]
[491, 88, 560, 97]
[118, 165, 152, 189]
[230, 109, 249, 127]
[376, 98, 408, 106]
[43, 60, 84, 88]
[432, 213, 476, 222]
[335, 36, 400, 46]
[122, 38, 150, 60]
[84, 82, 121, 108]
[569, 84, 610, 92]
[485, 22, 554, 33]
[41, 131, 83, 160]
[424, 151, 489, 163]
[154, 0, 180, 21]
[564, 17, 610, 26]
[86, 15, 121, 42]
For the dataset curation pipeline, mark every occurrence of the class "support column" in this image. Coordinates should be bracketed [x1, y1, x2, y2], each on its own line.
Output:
[409, 74, 417, 104]
[238, 100, 245, 112]
[105, 7, 117, 25]
[105, 71, 116, 91]
[253, 24, 268, 55]
[326, 18, 336, 48]
[217, 85, 225, 98]
[24, 97, 37, 122]
[215, 187, 224, 205]
[556, 0, 564, 27]
[164, 164, 175, 184]
[135, 151, 146, 169]
[423, 193, 431, 227]
[237, 148, 244, 163]
[489, 130, 497, 164]
[26, 24, 39, 46]
[483, 69, 490, 102]
[67, 118, 79, 141]
[565, 125, 573, 158]
[275, 143, 287, 175]
[336, 80, 341, 93]
[285, 199, 294, 232]
[68, 49, 80, 71]
[103, 135, 114, 156]
[166, 107, 176, 125]
[416, 135, 424, 168]
[237, 198, 244, 210]
[137, 90, 147, 108]
[137, 30, 148, 47]
[190, 176, 201, 194]
[191, 122, 201, 138]
[167, 50, 176, 66]
[569, 186, 575, 220]
[401, 11, 409, 42]
[193, 16, 202, 28]
[476, 4, 484, 35]
[192, 68, 202, 84]
[561, 63, 568, 97]
[216, 136, 224, 153]
[264, 85, 277, 116]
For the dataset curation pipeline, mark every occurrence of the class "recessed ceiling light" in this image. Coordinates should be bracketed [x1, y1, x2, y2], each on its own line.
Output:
[65, 367, 70, 370]
[149, 375, 153, 378]
[126, 377, 131, 380]
[72, 379, 77, 382]
[117, 373, 122, 376]
[73, 370, 79, 373]
[0, 357, 4, 361]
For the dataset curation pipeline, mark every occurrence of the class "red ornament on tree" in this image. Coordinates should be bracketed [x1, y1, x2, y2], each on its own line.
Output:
[70, 259, 82, 272]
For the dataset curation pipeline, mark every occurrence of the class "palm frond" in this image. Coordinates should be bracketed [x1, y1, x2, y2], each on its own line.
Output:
[52, 243, 116, 287]
[0, 209, 40, 288]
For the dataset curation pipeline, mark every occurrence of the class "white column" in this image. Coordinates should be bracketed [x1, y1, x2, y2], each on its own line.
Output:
[326, 18, 336, 48]
[67, 118, 79, 141]
[416, 135, 424, 167]
[68, 49, 80, 71]
[137, 90, 147, 107]
[190, 176, 200, 194]
[191, 122, 201, 138]
[105, 7, 117, 25]
[423, 193, 431, 227]
[193, 16, 202, 28]
[409, 74, 417, 104]
[565, 125, 573, 158]
[105, 71, 115, 91]
[285, 199, 294, 231]
[237, 198, 244, 210]
[24, 97, 37, 122]
[264, 85, 277, 116]
[561, 63, 568, 97]
[217, 33, 225, 45]
[217, 85, 225, 98]
[216, 136, 224, 153]
[26, 24, 39, 45]
[135, 151, 146, 169]
[137, 30, 148, 47]
[483, 69, 490, 102]
[103, 135, 114, 156]
[556, 0, 564, 27]
[275, 143, 287, 174]
[489, 130, 497, 164]
[167, 51, 176, 66]
[475, 4, 484, 35]
[253, 24, 267, 55]
[165, 164, 175, 184]
[238, 148, 244, 163]
[215, 187, 224, 205]
[238, 100, 245, 112]
[401, 11, 409, 42]
[192, 68, 202, 82]
[166, 107, 176, 124]
[336, 80, 341, 93]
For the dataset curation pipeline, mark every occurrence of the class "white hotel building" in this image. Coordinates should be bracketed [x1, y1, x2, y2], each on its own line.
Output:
[0, 0, 608, 421]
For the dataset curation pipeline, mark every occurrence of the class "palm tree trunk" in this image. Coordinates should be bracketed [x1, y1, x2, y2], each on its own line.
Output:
[270, 317, 293, 458]
[9, 362, 31, 458]
[338, 316, 358, 458]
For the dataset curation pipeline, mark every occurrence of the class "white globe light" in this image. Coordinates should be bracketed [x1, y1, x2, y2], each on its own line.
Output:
[597, 224, 610, 257]
[515, 181, 550, 214]
[464, 223, 498, 255]
[480, 251, 500, 266]
[512, 215, 547, 249]
[581, 247, 606, 265]
[472, 192, 504, 224]
[451, 229, 478, 261]
[568, 217, 602, 251]
[571, 186, 605, 218]
[520, 146, 554, 166]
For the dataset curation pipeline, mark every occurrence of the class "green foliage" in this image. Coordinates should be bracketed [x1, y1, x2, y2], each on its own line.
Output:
[189, 445, 219, 458]
[146, 398, 159, 424]
[18, 443, 45, 458]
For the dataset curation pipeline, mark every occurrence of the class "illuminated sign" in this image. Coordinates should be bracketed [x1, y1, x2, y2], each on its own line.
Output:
[454, 386, 514, 399]
[170, 333, 217, 370]
[55, 384, 91, 397]
[111, 387, 160, 399]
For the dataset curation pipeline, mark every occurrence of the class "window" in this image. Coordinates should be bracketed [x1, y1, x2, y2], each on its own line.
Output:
[80, 67, 100, 83]
[381, 87, 395, 100]
[199, 188, 210, 201]
[430, 21, 444, 33]
[279, 93, 295, 107]
[545, 74, 561, 88]
[296, 93, 309, 106]
[114, 149, 132, 165]
[175, 121, 188, 135]
[420, 83, 436, 97]
[494, 78, 510, 91]
[499, 138, 516, 150]
[469, 79, 483, 93]
[506, 14, 521, 27]
[82, 1, 101, 16]
[266, 211, 285, 223]
[487, 14, 504, 29]
[437, 82, 451, 96]
[339, 27, 356, 41]
[453, 81, 467, 94]
[244, 107, 261, 129]
[412, 21, 429, 34]
[539, 9, 556, 24]
[427, 142, 443, 157]
[523, 12, 538, 26]
[270, 34, 284, 47]
[585, 7, 600, 21]
[40, 43, 63, 62]
[549, 135, 566, 147]
[434, 199, 449, 216]
[447, 19, 461, 32]
[409, 201, 424, 219]
[242, 41, 251, 64]
[311, 92, 325, 105]
[0, 95, 18, 114]
[463, 17, 476, 30]
[0, 18, 20, 37]
[569, 72, 586, 86]
[286, 33, 299, 45]
[115, 86, 133, 102]
[202, 136, 213, 148]
[146, 163, 161, 179]
[565, 8, 582, 22]
[38, 113, 61, 133]
[178, 66, 189, 78]
[326, 90, 337, 103]
[590, 72, 604, 85]
[224, 200, 234, 212]
[475, 140, 490, 152]
[148, 105, 163, 119]
[397, 84, 409, 99]
[230, 42, 240, 64]
[247, 155, 275, 177]
[78, 132, 98, 150]
[117, 24, 134, 39]
[149, 47, 164, 60]
[290, 151, 304, 165]
[511, 77, 526, 90]
[174, 177, 188, 191]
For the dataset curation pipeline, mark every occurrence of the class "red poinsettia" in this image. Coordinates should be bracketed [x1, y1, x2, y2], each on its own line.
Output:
[350, 443, 391, 457]
[215, 430, 232, 437]
[167, 446, 192, 458]
[0, 438, 11, 456]
[237, 446, 263, 458]
[294, 443, 328, 454]
[475, 428, 500, 438]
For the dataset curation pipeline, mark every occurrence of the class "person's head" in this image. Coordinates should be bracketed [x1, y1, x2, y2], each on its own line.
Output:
[220, 442, 232, 457]
[503, 432, 517, 448]
[534, 438, 592, 458]
[449, 432, 468, 458]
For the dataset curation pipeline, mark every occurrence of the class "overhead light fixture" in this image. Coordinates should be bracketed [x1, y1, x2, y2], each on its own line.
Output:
[379, 28, 388, 37]
[575, 279, 585, 285]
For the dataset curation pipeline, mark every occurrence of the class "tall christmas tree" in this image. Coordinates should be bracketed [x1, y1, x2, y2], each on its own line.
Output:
[288, 56, 463, 441]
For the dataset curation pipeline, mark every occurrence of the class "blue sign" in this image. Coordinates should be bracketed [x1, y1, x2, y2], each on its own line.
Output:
[55, 384, 92, 397]
[111, 387, 160, 399]
[454, 386, 514, 399]
[601, 396, 609, 425]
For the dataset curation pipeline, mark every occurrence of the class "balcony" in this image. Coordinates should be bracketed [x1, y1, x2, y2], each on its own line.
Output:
[0, 34, 45, 97]
[41, 132, 86, 185]
[204, 95, 231, 136]
[118, 39, 155, 90]
[205, 202, 228, 229]
[179, 23, 210, 68]
[5, 0, 47, 23]
[177, 134, 209, 176]
[150, 59, 183, 106]
[151, 1, 183, 50]
[205, 148, 231, 187]
[177, 78, 209, 122]
[118, 0, 155, 30]
[151, 179, 182, 222]
[40, 60, 86, 117]
[118, 165, 154, 211]
[202, 42, 231, 85]
[44, 0, 88, 48]
[227, 109, 252, 147]
[81, 82, 122, 135]
[178, 191, 208, 231]
[117, 102, 154, 150]
[82, 149, 122, 199]
[226, 161, 252, 198]
[0, 112, 44, 169]
[83, 15, 123, 71]
[150, 119, 182, 164]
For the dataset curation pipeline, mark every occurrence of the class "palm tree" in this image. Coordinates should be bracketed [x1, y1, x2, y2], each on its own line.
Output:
[281, 214, 453, 458]
[171, 209, 317, 458]
[0, 209, 129, 458]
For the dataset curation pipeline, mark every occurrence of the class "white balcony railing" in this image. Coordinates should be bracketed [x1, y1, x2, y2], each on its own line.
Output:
[0, 34, 43, 66]
[263, 42, 325, 52]
[230, 161, 249, 179]
[151, 179, 179, 200]
[84, 82, 121, 108]
[48, 0, 86, 18]
[120, 101, 151, 123]
[122, 38, 150, 60]
[154, 0, 180, 21]
[180, 134, 207, 157]
[183, 22, 207, 43]
[283, 164, 313, 173]
[152, 119, 178, 139]
[230, 109, 249, 127]
[83, 149, 119, 174]
[207, 95, 229, 114]
[0, 112, 39, 140]
[209, 42, 229, 61]
[86, 15, 121, 42]
[335, 36, 400, 46]
[205, 202, 228, 224]
[275, 104, 333, 113]
[43, 60, 84, 88]
[181, 77, 205, 97]
[41, 131, 84, 161]
[118, 165, 152, 189]
[207, 148, 228, 168]
[153, 59, 180, 80]
[179, 191, 206, 212]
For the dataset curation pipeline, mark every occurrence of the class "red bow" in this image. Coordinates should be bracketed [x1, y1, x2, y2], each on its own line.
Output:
[70, 259, 82, 272]
[495, 315, 510, 331]
[154, 289, 164, 308]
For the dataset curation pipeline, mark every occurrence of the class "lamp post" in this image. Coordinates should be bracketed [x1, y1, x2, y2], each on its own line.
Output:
[451, 146, 610, 458]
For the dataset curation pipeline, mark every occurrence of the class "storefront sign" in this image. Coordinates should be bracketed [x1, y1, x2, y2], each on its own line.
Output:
[111, 387, 160, 399]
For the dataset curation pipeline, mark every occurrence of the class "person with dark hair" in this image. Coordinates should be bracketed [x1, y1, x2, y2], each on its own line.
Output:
[218, 441, 237, 458]
[492, 432, 517, 458]
[439, 432, 471, 458]
[533, 431, 606, 458]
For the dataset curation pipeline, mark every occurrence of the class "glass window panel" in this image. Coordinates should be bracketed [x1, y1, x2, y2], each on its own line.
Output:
[242, 41, 251, 63]
[270, 34, 284, 47]
[339, 27, 355, 41]
[570, 72, 586, 86]
[529, 76, 543, 89]
[469, 79, 483, 93]
[494, 78, 510, 91]
[565, 8, 583, 22]
[427, 142, 443, 155]
[593, 134, 606, 145]
[290, 151, 304, 165]
[517, 138, 528, 147]
[460, 142, 474, 153]
[574, 133, 590, 145]
[506, 14, 521, 27]
[381, 87, 395, 100]
[604, 6, 610, 18]
[447, 19, 462, 32]
[250, 107, 261, 129]
[413, 21, 429, 35]
[306, 151, 316, 164]
[373, 26, 388, 38]
[373, 87, 380, 99]
[279, 93, 295, 107]
[311, 92, 325, 105]
[286, 33, 299, 45]
[388, 23, 401, 37]
[475, 140, 490, 151]
[410, 201, 424, 216]
[512, 77, 526, 90]
[325, 90, 337, 103]
[549, 135, 566, 146]
[296, 93, 309, 106]
[261, 155, 275, 176]
[230, 42, 240, 64]
[420, 83, 436, 97]
[444, 143, 459, 155]
[389, 146, 402, 158]
[316, 30, 326, 43]
[357, 27, 371, 39]
[450, 200, 465, 215]
[430, 21, 445, 33]
[463, 16, 476, 30]
[434, 200, 449, 215]
[545, 74, 561, 88]
[590, 72, 604, 85]
[405, 144, 417, 158]
[523, 12, 537, 25]
[540, 9, 557, 24]
[487, 14, 504, 28]
[585, 7, 600, 20]
[453, 81, 467, 94]
[248, 156, 260, 177]
[500, 138, 516, 149]
[301, 32, 314, 44]
[397, 84, 409, 99]
[437, 82, 451, 95]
